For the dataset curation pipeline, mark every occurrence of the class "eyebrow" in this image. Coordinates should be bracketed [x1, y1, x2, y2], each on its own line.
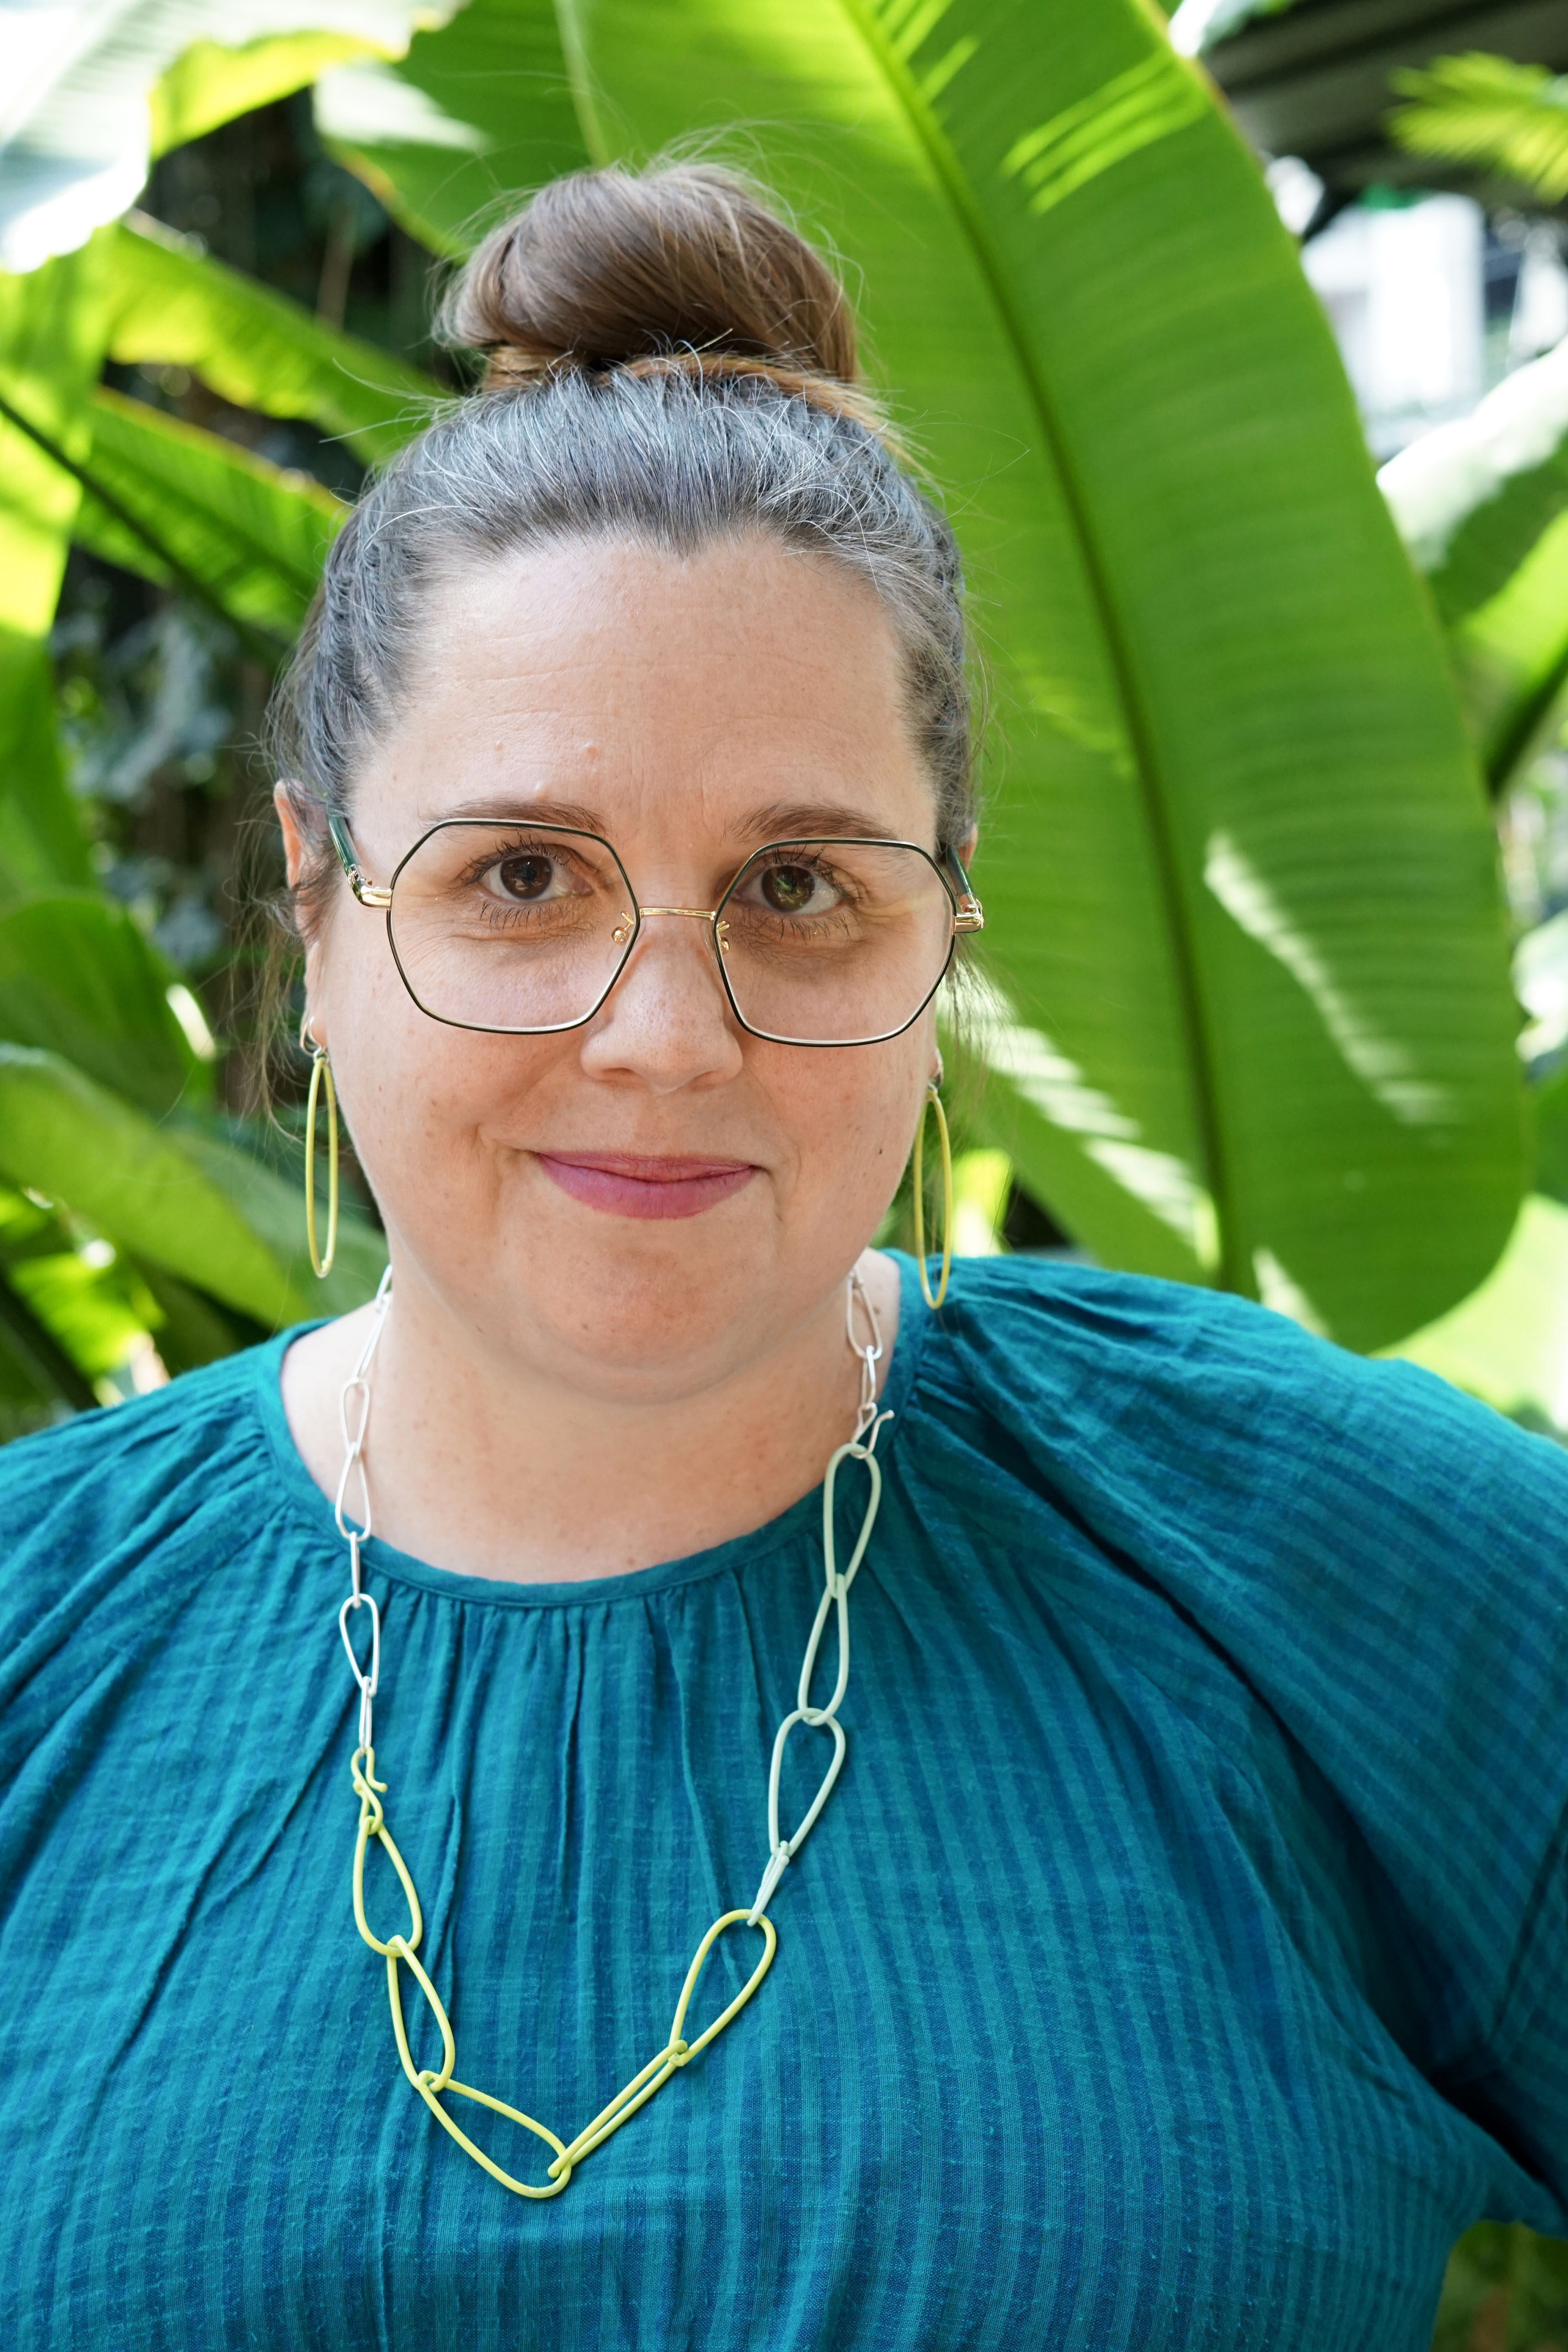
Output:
[735, 801, 910, 845]
[429, 795, 914, 846]
[437, 794, 610, 832]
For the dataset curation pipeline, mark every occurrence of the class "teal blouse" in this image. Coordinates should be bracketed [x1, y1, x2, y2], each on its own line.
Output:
[2, 1253, 1566, 2348]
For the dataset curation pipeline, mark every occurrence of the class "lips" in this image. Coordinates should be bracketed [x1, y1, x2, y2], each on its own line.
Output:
[535, 1151, 759, 1221]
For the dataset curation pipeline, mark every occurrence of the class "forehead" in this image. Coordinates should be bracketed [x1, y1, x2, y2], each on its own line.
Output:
[360, 533, 933, 852]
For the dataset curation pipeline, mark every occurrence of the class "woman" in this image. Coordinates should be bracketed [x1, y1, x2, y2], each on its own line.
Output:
[1, 161, 1564, 2352]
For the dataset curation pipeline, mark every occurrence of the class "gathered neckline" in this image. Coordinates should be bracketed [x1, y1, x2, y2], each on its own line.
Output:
[249, 1250, 934, 1610]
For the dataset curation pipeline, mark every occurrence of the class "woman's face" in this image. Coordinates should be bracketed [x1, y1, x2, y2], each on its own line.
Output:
[289, 533, 948, 1404]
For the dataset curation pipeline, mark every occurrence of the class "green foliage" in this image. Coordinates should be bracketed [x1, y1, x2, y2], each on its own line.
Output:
[315, 0, 590, 255]
[0, 0, 1552, 1409]
[1389, 54, 1568, 207]
[1434, 2220, 1568, 2350]
[552, 0, 1525, 1351]
[0, 892, 206, 1112]
[105, 215, 439, 464]
[72, 386, 346, 640]
[149, 33, 389, 155]
[0, 0, 455, 273]
[1381, 338, 1568, 798]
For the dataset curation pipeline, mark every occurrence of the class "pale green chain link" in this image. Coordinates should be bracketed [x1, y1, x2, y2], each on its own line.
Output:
[335, 1269, 888, 2196]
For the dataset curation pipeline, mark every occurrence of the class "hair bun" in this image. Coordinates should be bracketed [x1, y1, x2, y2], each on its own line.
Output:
[444, 162, 859, 389]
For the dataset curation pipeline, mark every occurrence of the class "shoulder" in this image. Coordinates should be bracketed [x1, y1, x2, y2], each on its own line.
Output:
[920, 1252, 1568, 1549]
[0, 1339, 298, 1630]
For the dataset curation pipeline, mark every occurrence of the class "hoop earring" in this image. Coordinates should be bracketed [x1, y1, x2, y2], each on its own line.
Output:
[910, 1081, 953, 1311]
[302, 1020, 339, 1280]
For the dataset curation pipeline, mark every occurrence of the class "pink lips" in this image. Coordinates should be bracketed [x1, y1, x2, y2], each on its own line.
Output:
[535, 1151, 758, 1221]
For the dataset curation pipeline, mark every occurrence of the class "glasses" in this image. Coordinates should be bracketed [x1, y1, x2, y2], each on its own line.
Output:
[327, 814, 984, 1048]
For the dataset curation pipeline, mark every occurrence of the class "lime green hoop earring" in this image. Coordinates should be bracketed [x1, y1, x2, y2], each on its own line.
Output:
[911, 1081, 953, 1310]
[302, 1017, 339, 1280]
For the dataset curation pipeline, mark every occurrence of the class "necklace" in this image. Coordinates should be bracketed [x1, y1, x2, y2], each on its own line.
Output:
[333, 1268, 890, 2199]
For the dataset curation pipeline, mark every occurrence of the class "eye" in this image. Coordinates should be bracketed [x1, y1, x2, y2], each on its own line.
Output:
[750, 862, 842, 917]
[482, 848, 570, 903]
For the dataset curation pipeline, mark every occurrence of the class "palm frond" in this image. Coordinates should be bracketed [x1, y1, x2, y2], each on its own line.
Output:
[1388, 53, 1568, 206]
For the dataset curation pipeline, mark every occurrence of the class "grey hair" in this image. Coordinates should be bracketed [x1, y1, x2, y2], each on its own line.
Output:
[267, 170, 975, 915]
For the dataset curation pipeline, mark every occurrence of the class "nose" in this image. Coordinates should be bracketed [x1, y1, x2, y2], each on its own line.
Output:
[578, 909, 743, 1092]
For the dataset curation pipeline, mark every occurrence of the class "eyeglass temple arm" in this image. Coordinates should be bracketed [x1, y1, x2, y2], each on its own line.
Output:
[328, 810, 393, 908]
[944, 847, 985, 933]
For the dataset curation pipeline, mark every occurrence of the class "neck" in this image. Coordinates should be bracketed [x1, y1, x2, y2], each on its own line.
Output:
[280, 1248, 900, 1584]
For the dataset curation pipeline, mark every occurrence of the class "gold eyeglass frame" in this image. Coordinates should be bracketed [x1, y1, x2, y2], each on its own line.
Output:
[326, 811, 984, 1049]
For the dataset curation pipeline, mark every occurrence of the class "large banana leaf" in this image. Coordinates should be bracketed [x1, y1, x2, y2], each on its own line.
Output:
[0, 367, 346, 653]
[0, 244, 108, 900]
[69, 389, 346, 645]
[537, 0, 1525, 1350]
[149, 32, 395, 155]
[0, 0, 458, 273]
[0, 893, 208, 1115]
[0, 1046, 385, 1327]
[103, 217, 439, 466]
[317, 0, 590, 256]
[1380, 334, 1568, 795]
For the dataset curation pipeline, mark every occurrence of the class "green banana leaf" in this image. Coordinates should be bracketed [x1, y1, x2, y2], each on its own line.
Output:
[71, 387, 346, 646]
[0, 1045, 385, 1328]
[317, 0, 590, 256]
[1380, 337, 1568, 793]
[0, 242, 111, 899]
[535, 0, 1525, 1350]
[0, 366, 346, 654]
[149, 32, 391, 155]
[0, 1184, 153, 1406]
[0, 0, 451, 274]
[105, 215, 439, 466]
[0, 892, 208, 1114]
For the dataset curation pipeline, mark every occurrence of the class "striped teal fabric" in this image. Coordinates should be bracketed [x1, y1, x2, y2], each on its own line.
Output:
[2, 1252, 1566, 2347]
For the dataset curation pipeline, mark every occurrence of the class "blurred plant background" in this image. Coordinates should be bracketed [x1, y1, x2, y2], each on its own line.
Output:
[2, 2, 1568, 2334]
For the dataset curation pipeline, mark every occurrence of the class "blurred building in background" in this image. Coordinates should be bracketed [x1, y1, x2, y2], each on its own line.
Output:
[1296, 189, 1568, 456]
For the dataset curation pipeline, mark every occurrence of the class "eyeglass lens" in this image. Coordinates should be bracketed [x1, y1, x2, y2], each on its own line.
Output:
[386, 824, 956, 1044]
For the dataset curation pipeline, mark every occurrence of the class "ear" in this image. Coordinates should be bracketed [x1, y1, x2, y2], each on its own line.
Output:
[273, 781, 311, 890]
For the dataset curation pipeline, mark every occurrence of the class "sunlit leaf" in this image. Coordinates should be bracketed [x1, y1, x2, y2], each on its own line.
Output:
[171, 1117, 389, 1316]
[149, 32, 388, 155]
[1379, 335, 1568, 793]
[1388, 54, 1568, 207]
[0, 892, 207, 1115]
[70, 388, 346, 644]
[319, 0, 589, 255]
[106, 215, 439, 466]
[0, 0, 463, 274]
[0, 639, 93, 905]
[0, 1184, 150, 1405]
[567, 0, 1525, 1349]
[0, 1045, 301, 1324]
[1445, 516, 1568, 799]
[1380, 337, 1568, 625]
[0, 1044, 388, 1334]
[0, 242, 108, 899]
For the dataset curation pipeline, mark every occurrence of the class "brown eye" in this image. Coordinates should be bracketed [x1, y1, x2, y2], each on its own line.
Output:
[761, 865, 818, 913]
[497, 853, 555, 900]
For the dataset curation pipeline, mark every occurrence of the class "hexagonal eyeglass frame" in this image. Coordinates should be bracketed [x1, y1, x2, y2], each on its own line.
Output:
[325, 809, 985, 1049]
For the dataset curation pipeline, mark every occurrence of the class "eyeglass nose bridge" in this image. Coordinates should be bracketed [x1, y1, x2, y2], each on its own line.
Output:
[611, 905, 731, 957]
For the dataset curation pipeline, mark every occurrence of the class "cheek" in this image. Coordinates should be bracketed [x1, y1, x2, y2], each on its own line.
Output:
[762, 1031, 926, 1219]
[318, 927, 562, 1192]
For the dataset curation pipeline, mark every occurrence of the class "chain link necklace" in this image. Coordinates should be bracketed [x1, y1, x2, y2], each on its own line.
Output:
[333, 1267, 890, 2199]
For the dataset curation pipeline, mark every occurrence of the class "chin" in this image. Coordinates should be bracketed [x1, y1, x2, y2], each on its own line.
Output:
[481, 1202, 787, 1398]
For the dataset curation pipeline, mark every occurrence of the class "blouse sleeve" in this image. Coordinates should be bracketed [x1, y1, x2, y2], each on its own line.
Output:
[940, 1258, 1568, 2212]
